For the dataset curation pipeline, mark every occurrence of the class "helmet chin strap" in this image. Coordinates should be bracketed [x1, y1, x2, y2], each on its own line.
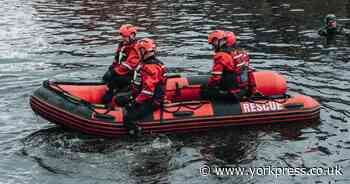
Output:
[217, 40, 221, 51]
[124, 34, 135, 44]
[212, 39, 220, 51]
[214, 39, 228, 52]
[140, 48, 147, 61]
[129, 33, 136, 42]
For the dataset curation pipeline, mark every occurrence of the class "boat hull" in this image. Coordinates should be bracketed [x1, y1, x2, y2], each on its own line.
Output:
[30, 78, 320, 137]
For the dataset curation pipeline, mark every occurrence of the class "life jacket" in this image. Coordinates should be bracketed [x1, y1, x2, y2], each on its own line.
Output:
[132, 57, 167, 102]
[220, 50, 251, 93]
[111, 40, 140, 77]
[113, 40, 138, 65]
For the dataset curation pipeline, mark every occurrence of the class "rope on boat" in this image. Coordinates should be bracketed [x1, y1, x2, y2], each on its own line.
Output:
[43, 80, 115, 121]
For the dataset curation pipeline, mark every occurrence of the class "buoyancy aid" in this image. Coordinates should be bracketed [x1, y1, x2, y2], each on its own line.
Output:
[209, 49, 255, 95]
[111, 40, 139, 76]
[132, 57, 167, 104]
[114, 40, 136, 63]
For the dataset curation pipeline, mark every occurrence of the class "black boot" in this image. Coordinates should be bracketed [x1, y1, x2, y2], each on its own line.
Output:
[128, 126, 143, 136]
[124, 120, 143, 136]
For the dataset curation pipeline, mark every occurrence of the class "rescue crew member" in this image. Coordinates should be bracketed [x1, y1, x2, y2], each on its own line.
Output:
[102, 24, 140, 104]
[120, 38, 167, 135]
[318, 14, 347, 37]
[202, 30, 256, 101]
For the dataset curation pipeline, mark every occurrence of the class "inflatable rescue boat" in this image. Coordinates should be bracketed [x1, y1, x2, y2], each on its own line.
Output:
[30, 71, 320, 137]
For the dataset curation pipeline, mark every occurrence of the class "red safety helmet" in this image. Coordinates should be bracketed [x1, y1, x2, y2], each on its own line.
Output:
[225, 31, 236, 47]
[135, 38, 156, 59]
[208, 30, 236, 48]
[119, 24, 137, 37]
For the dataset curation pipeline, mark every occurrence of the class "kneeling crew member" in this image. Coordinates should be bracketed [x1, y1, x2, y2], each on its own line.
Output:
[122, 38, 167, 135]
[203, 30, 256, 101]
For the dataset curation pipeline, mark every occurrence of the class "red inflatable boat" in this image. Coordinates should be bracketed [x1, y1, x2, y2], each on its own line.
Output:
[30, 71, 320, 137]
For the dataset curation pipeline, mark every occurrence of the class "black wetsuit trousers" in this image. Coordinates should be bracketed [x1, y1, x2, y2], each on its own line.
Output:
[123, 100, 159, 130]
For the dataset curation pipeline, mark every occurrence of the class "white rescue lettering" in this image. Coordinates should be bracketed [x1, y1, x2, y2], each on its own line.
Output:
[241, 101, 284, 113]
[256, 104, 263, 111]
[250, 103, 256, 111]
[242, 103, 250, 113]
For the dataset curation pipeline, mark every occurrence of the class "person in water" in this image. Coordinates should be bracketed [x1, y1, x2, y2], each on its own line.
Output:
[202, 30, 256, 101]
[318, 14, 345, 37]
[102, 24, 140, 105]
[119, 38, 167, 135]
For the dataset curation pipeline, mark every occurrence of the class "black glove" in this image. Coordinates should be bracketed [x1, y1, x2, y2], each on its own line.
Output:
[125, 100, 137, 111]
[218, 89, 229, 95]
[102, 68, 116, 83]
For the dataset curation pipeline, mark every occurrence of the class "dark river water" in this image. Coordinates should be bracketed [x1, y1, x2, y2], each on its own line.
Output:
[1, 0, 350, 183]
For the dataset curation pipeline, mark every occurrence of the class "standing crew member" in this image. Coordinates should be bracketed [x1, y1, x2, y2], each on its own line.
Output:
[102, 24, 140, 104]
[202, 30, 256, 101]
[121, 38, 167, 135]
